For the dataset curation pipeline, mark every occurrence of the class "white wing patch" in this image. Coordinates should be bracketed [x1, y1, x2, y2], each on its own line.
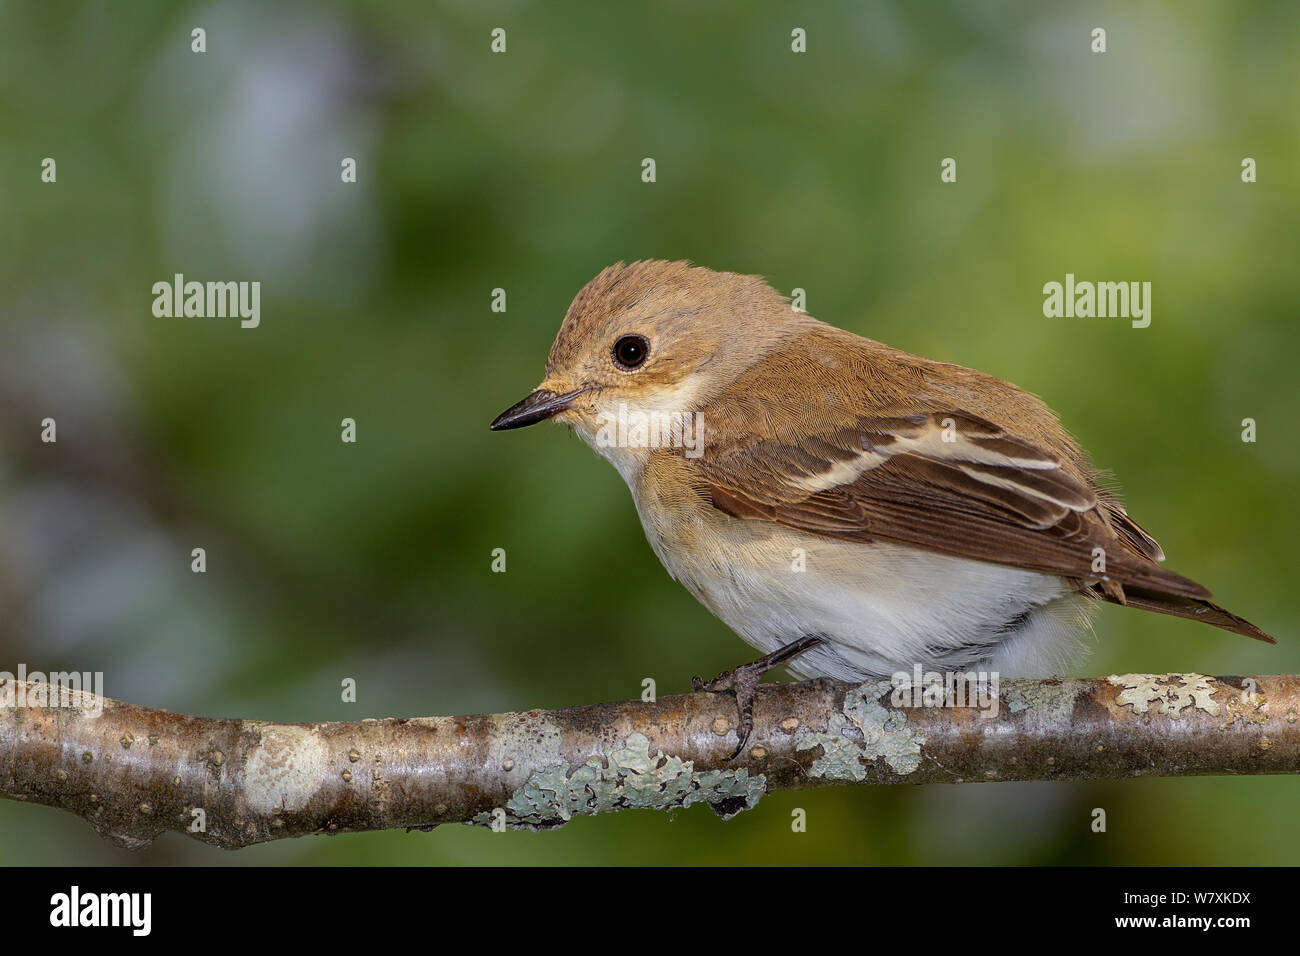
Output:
[784, 449, 886, 493]
[783, 414, 1096, 515]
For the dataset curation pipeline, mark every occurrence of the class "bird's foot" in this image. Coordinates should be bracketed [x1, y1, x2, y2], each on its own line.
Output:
[692, 634, 825, 760]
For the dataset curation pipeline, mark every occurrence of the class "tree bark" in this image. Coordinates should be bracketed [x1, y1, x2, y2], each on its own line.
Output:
[1, 672, 1295, 849]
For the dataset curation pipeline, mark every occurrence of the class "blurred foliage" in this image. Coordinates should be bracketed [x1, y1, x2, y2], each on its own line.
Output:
[0, 0, 1296, 864]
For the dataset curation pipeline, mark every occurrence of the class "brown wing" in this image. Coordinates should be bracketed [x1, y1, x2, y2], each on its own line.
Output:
[700, 408, 1210, 600]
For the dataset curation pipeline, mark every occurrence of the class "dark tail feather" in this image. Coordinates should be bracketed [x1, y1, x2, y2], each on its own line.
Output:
[1091, 584, 1276, 643]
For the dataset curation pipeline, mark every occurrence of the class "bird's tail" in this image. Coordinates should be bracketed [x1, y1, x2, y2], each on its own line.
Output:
[1089, 583, 1276, 643]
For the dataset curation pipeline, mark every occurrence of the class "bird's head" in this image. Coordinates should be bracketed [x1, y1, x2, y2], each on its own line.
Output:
[490, 261, 809, 451]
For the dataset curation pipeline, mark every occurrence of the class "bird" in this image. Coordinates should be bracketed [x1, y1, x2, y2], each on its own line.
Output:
[491, 260, 1274, 754]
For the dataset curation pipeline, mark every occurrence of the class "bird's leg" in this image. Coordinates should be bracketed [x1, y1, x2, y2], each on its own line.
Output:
[692, 634, 825, 760]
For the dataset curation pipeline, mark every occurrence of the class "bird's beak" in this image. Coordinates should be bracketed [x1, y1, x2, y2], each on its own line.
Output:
[490, 386, 591, 430]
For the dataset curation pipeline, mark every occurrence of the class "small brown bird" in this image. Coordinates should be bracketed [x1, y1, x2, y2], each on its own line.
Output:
[492, 261, 1273, 750]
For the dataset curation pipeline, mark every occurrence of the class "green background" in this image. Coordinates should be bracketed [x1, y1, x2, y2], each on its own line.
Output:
[1, 0, 1296, 865]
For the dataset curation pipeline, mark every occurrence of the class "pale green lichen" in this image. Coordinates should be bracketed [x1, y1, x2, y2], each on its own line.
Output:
[1108, 673, 1220, 717]
[470, 733, 765, 830]
[1002, 679, 1087, 724]
[795, 680, 925, 779]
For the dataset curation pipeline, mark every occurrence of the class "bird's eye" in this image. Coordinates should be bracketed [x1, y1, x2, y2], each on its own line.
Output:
[612, 334, 650, 370]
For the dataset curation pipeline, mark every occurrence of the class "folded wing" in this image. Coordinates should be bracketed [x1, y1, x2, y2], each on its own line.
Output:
[702, 408, 1211, 601]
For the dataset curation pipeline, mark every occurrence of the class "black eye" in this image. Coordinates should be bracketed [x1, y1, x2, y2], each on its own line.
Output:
[612, 334, 650, 370]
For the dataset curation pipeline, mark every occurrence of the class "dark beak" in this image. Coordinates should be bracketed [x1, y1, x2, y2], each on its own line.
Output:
[490, 387, 590, 430]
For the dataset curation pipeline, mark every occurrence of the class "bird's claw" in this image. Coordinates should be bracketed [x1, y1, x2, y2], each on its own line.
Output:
[691, 634, 826, 761]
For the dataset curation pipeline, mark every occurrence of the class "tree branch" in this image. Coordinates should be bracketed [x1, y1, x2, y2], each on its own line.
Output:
[1, 673, 1295, 849]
